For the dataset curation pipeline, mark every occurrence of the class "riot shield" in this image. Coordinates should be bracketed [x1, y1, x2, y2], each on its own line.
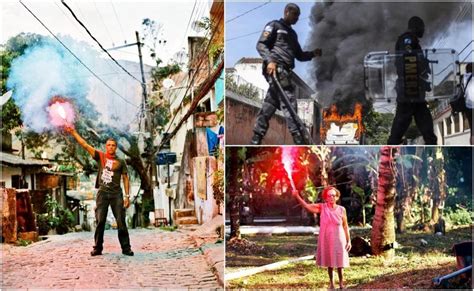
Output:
[364, 49, 458, 102]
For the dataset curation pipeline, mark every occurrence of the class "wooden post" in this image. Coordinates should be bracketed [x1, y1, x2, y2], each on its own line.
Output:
[2, 188, 18, 243]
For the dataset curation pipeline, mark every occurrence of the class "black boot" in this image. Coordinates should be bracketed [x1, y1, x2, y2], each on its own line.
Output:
[251, 133, 263, 145]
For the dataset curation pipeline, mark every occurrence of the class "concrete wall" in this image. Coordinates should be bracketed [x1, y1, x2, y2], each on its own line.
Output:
[234, 62, 268, 94]
[433, 109, 470, 145]
[1, 166, 22, 188]
[225, 90, 294, 145]
[192, 156, 219, 224]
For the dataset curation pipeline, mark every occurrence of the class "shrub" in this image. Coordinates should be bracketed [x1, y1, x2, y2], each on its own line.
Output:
[36, 214, 51, 235]
[446, 207, 472, 226]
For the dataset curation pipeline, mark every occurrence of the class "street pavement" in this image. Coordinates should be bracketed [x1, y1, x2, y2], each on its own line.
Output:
[1, 228, 223, 289]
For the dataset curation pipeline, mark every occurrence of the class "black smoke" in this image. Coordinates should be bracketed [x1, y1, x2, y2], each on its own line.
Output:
[308, 1, 472, 112]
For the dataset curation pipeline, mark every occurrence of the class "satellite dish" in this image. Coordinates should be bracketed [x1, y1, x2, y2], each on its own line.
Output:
[1, 90, 13, 106]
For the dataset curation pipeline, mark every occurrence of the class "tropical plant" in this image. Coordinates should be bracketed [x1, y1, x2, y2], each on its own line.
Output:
[371, 146, 398, 258]
[44, 194, 75, 234]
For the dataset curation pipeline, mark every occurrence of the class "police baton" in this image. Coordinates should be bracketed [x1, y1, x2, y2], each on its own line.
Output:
[270, 74, 314, 145]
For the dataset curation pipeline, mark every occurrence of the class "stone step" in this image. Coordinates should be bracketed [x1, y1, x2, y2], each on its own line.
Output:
[174, 208, 195, 219]
[176, 216, 199, 225]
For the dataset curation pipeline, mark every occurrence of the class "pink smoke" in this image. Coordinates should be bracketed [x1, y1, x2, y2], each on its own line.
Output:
[48, 99, 75, 127]
[281, 147, 297, 190]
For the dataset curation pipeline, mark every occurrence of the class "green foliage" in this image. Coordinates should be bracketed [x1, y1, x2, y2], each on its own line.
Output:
[36, 214, 51, 235]
[159, 225, 178, 231]
[363, 106, 393, 144]
[44, 194, 75, 234]
[152, 105, 171, 129]
[410, 185, 431, 224]
[209, 43, 223, 63]
[1, 99, 22, 132]
[213, 169, 224, 205]
[216, 105, 224, 124]
[4, 32, 44, 54]
[150, 59, 181, 91]
[225, 74, 261, 101]
[16, 238, 32, 247]
[237, 147, 247, 162]
[445, 207, 472, 226]
[303, 179, 318, 203]
[196, 17, 212, 32]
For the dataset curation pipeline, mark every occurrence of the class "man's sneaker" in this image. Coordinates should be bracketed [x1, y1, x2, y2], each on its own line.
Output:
[122, 249, 134, 256]
[90, 249, 102, 256]
[251, 133, 263, 145]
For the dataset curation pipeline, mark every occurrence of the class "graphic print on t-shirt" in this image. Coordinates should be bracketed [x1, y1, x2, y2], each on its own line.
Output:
[101, 159, 114, 185]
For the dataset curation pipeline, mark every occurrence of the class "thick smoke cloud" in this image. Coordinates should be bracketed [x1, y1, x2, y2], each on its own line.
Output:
[7, 36, 142, 132]
[307, 1, 472, 111]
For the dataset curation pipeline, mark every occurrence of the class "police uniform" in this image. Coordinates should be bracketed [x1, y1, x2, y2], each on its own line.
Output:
[253, 18, 315, 144]
[387, 31, 437, 145]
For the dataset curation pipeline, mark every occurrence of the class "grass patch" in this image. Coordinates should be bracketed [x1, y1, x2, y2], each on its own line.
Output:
[16, 238, 32, 247]
[226, 224, 472, 289]
[159, 225, 178, 231]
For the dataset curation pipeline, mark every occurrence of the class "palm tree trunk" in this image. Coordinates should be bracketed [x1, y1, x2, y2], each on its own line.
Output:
[430, 147, 446, 224]
[396, 147, 423, 233]
[228, 148, 241, 239]
[371, 146, 397, 258]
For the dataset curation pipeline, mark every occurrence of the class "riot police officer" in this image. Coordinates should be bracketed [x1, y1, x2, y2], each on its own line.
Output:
[251, 3, 321, 145]
[387, 16, 437, 145]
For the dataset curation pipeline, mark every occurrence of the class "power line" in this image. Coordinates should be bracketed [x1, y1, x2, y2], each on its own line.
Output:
[53, 2, 85, 37]
[434, 2, 470, 48]
[61, 0, 143, 85]
[110, 0, 126, 43]
[226, 16, 310, 42]
[226, 29, 260, 42]
[164, 12, 224, 134]
[54, 2, 124, 90]
[19, 0, 139, 108]
[93, 1, 114, 47]
[226, 1, 271, 23]
[180, 0, 198, 49]
[162, 12, 224, 142]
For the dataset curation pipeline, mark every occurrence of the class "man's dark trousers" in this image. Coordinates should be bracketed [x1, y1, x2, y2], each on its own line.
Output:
[254, 70, 299, 137]
[387, 102, 437, 145]
[93, 190, 131, 252]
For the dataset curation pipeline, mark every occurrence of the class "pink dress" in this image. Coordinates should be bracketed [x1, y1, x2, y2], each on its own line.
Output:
[316, 203, 350, 268]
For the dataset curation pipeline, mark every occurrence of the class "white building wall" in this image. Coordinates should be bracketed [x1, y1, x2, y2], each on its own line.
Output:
[234, 62, 269, 94]
[192, 156, 218, 224]
[0, 166, 21, 188]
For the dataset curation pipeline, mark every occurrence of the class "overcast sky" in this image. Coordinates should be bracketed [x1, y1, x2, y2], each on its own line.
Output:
[1, 0, 208, 66]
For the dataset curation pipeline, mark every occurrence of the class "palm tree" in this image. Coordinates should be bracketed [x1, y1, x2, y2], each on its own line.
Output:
[227, 147, 242, 239]
[429, 147, 447, 224]
[371, 146, 398, 258]
[395, 147, 423, 233]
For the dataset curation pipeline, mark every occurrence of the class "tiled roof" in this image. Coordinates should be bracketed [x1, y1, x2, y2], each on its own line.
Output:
[0, 152, 51, 166]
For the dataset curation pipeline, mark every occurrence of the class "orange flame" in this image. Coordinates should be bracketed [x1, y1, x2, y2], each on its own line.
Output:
[321, 103, 364, 140]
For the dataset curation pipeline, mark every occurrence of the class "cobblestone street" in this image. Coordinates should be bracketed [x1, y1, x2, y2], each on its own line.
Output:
[1, 228, 223, 289]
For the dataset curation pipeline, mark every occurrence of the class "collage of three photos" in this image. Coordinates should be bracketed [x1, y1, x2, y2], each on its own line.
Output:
[1, 0, 473, 289]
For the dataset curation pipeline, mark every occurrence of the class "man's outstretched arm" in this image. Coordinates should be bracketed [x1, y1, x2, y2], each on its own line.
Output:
[65, 126, 96, 157]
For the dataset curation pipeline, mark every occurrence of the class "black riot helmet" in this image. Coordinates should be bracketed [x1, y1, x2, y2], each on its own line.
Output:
[408, 16, 425, 38]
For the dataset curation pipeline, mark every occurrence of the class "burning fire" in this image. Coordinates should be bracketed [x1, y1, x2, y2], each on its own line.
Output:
[48, 96, 75, 127]
[321, 103, 364, 141]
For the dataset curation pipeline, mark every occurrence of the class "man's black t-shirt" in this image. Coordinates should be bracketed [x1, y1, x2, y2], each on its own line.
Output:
[94, 150, 127, 194]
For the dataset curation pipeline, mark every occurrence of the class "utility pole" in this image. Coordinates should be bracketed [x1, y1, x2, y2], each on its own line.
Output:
[136, 31, 157, 193]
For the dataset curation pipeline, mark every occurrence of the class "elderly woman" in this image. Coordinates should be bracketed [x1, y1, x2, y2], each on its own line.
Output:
[293, 186, 351, 289]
